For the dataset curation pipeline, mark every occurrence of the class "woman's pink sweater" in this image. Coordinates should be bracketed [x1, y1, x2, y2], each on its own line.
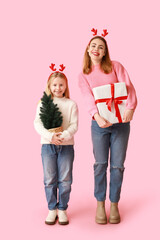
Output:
[78, 61, 137, 117]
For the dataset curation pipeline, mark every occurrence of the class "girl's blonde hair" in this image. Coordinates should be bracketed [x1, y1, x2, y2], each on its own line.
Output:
[83, 36, 112, 74]
[45, 72, 70, 99]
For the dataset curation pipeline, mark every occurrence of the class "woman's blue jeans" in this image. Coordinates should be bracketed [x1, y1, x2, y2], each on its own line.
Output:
[91, 120, 130, 203]
[41, 144, 74, 210]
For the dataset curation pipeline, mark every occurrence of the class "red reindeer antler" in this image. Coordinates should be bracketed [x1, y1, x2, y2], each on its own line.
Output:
[101, 29, 108, 37]
[59, 64, 65, 72]
[49, 63, 57, 71]
[91, 28, 97, 36]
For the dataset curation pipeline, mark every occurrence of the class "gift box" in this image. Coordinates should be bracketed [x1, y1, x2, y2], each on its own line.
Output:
[92, 82, 128, 123]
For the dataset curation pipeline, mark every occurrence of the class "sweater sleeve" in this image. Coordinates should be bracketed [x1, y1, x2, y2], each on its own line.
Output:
[34, 102, 54, 142]
[60, 102, 78, 141]
[78, 72, 98, 117]
[113, 61, 137, 110]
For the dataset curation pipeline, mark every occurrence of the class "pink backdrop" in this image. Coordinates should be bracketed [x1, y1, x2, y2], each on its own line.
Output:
[1, 0, 160, 239]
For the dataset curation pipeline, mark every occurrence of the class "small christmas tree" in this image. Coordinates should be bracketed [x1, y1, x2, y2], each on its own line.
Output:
[39, 92, 63, 129]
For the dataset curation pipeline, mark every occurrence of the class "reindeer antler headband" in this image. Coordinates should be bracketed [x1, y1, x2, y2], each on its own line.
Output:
[48, 63, 66, 81]
[91, 28, 108, 37]
[49, 63, 65, 72]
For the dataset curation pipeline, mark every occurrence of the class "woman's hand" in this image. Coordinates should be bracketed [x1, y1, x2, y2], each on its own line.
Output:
[51, 133, 64, 145]
[94, 113, 112, 128]
[123, 109, 134, 123]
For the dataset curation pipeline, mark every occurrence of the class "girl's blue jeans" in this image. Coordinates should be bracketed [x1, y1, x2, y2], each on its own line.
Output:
[41, 144, 74, 210]
[91, 120, 130, 203]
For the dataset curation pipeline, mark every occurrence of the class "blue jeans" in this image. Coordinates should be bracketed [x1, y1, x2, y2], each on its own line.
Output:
[41, 144, 74, 210]
[91, 120, 130, 203]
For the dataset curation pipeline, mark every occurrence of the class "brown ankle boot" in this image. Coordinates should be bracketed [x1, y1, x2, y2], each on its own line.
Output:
[95, 201, 107, 224]
[109, 202, 120, 224]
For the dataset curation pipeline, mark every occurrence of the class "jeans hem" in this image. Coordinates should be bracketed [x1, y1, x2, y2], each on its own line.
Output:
[57, 207, 68, 211]
[95, 197, 106, 201]
[109, 198, 120, 203]
[48, 207, 57, 210]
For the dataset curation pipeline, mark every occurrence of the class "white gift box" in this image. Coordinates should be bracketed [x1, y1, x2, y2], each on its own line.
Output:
[92, 82, 128, 123]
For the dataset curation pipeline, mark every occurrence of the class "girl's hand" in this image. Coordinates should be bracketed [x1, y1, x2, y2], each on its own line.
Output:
[51, 133, 64, 145]
[94, 113, 112, 128]
[123, 109, 134, 123]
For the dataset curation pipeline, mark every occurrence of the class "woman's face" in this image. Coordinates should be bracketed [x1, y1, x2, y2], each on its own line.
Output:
[87, 38, 106, 64]
[50, 77, 67, 98]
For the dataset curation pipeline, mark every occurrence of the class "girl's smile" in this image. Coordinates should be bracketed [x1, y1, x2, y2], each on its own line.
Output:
[50, 77, 67, 98]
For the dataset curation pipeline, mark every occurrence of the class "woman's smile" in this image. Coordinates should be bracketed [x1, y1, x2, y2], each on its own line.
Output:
[91, 51, 100, 56]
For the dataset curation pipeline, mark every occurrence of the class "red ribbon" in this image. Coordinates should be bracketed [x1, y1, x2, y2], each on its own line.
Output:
[95, 84, 127, 123]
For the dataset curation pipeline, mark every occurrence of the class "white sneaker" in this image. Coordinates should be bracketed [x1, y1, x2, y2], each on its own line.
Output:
[45, 209, 57, 225]
[58, 210, 69, 225]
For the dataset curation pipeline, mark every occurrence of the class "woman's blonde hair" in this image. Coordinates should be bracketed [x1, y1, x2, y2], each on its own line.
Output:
[83, 36, 112, 74]
[45, 72, 70, 99]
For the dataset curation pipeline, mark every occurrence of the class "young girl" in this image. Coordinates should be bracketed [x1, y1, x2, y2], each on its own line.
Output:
[78, 29, 137, 224]
[34, 65, 78, 225]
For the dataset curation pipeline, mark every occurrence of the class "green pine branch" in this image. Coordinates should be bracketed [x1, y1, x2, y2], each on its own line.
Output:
[39, 92, 63, 129]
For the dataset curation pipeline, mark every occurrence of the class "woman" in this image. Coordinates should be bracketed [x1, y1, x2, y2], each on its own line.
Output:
[78, 30, 137, 224]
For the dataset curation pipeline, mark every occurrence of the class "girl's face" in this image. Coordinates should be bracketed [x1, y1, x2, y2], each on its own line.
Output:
[50, 77, 67, 98]
[87, 38, 106, 64]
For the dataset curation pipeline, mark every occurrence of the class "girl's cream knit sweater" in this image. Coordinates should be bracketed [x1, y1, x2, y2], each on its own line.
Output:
[34, 96, 78, 145]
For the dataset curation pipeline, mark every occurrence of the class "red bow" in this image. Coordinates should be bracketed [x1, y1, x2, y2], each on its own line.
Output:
[95, 84, 127, 123]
